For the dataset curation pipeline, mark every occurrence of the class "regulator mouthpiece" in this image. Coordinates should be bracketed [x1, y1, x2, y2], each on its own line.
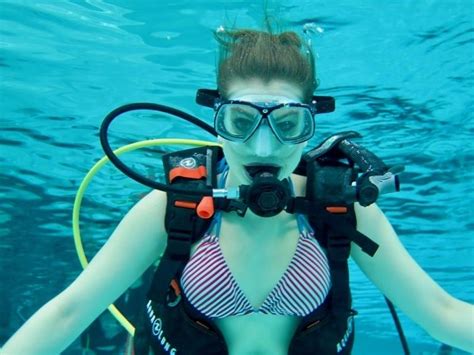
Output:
[240, 166, 290, 217]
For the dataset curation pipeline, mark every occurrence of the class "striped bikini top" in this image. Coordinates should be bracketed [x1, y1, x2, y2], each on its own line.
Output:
[180, 213, 331, 319]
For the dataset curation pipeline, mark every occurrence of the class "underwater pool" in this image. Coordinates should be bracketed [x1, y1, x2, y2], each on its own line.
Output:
[0, 0, 473, 353]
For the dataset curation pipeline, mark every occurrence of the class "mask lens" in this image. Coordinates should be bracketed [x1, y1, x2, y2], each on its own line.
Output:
[269, 106, 314, 143]
[215, 103, 261, 141]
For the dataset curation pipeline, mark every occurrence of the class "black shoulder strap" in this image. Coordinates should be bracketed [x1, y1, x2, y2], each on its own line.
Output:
[305, 159, 356, 333]
[302, 132, 379, 336]
[301, 132, 380, 255]
[147, 146, 221, 304]
[302, 133, 410, 354]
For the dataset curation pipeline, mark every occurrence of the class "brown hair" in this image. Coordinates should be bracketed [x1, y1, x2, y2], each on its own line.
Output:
[215, 28, 317, 102]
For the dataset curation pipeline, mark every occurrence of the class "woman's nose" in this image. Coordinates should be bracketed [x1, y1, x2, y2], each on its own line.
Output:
[248, 121, 280, 157]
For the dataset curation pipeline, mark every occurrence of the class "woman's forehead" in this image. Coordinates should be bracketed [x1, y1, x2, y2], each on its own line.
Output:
[227, 79, 303, 102]
[231, 94, 301, 104]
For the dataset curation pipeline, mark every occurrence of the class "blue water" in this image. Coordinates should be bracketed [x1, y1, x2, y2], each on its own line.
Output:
[0, 0, 473, 354]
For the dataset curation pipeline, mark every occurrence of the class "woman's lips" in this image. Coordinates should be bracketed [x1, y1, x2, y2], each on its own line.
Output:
[244, 163, 281, 178]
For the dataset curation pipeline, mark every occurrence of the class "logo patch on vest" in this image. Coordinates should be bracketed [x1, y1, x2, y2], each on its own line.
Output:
[147, 300, 177, 354]
[179, 157, 197, 169]
[336, 315, 354, 352]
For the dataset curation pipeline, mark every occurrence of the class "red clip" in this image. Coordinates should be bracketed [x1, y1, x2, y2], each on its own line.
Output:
[175, 201, 198, 209]
[197, 196, 214, 219]
[170, 279, 181, 296]
[326, 206, 348, 214]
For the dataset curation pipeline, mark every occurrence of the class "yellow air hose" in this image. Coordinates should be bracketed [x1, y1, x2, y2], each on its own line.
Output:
[72, 138, 220, 336]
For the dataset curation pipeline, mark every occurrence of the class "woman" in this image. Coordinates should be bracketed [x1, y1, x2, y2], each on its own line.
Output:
[2, 28, 473, 355]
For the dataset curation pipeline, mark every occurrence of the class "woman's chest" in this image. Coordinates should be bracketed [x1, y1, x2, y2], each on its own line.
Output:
[190, 217, 300, 309]
[221, 231, 299, 308]
[184, 212, 329, 353]
[187, 229, 303, 354]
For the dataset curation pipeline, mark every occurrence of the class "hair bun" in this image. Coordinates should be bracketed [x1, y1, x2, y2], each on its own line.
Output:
[278, 32, 301, 47]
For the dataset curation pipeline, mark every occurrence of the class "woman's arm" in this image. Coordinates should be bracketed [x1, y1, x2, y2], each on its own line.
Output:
[1, 189, 168, 355]
[351, 203, 474, 353]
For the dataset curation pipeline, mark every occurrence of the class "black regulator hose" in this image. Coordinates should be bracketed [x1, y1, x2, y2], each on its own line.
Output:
[99, 103, 217, 195]
[385, 297, 411, 355]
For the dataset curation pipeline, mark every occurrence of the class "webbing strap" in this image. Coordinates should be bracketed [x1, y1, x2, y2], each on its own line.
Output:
[325, 213, 379, 257]
[327, 232, 352, 333]
[319, 211, 354, 335]
[147, 205, 197, 303]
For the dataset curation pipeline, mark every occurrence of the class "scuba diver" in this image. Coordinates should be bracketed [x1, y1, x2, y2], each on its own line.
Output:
[2, 26, 473, 355]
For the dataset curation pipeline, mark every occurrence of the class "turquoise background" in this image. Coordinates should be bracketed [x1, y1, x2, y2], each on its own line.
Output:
[0, 1, 472, 353]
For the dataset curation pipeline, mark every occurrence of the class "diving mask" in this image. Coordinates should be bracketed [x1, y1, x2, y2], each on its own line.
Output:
[196, 89, 335, 145]
[214, 100, 316, 144]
